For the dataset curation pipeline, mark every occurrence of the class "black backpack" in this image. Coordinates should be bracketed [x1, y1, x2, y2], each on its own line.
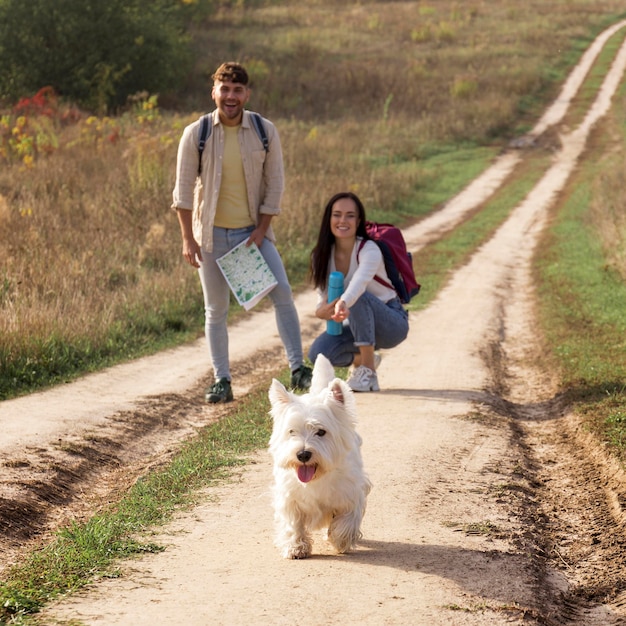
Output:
[196, 111, 269, 175]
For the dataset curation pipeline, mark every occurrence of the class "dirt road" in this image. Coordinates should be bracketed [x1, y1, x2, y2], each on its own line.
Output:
[3, 20, 626, 625]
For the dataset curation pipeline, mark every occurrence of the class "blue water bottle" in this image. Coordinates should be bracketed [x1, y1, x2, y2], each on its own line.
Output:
[327, 271, 344, 336]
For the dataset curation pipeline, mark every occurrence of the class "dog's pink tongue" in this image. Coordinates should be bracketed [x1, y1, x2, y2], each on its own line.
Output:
[297, 465, 316, 483]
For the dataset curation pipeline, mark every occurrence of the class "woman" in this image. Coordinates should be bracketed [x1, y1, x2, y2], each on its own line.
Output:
[308, 192, 409, 392]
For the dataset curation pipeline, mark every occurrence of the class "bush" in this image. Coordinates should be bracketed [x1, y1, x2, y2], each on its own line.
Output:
[0, 0, 196, 113]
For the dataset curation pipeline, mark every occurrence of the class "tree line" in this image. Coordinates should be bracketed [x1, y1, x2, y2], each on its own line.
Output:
[0, 0, 216, 113]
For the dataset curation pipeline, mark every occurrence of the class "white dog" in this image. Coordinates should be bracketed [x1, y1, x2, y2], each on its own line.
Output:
[268, 355, 372, 559]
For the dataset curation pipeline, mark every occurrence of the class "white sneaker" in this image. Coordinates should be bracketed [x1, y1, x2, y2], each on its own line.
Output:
[348, 352, 382, 376]
[346, 366, 379, 392]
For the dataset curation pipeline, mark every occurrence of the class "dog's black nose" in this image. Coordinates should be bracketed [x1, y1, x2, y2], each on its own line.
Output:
[297, 450, 312, 463]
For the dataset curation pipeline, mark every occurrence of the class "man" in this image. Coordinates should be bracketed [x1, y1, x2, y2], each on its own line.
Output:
[171, 61, 311, 403]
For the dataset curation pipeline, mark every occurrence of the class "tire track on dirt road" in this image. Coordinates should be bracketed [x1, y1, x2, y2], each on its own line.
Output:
[37, 20, 626, 626]
[401, 18, 626, 254]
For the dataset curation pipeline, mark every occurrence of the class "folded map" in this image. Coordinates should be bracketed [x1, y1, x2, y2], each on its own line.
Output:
[216, 240, 278, 311]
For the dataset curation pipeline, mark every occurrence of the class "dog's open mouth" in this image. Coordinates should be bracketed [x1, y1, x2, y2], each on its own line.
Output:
[297, 464, 316, 483]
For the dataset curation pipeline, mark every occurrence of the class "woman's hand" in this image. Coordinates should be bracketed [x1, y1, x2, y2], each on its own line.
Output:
[315, 298, 350, 321]
[315, 300, 336, 321]
[332, 299, 349, 322]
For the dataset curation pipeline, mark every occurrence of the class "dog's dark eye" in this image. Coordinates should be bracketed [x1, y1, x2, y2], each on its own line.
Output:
[316, 429, 326, 437]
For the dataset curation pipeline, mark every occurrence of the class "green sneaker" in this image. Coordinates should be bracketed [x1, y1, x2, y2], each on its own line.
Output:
[290, 365, 313, 391]
[205, 378, 233, 404]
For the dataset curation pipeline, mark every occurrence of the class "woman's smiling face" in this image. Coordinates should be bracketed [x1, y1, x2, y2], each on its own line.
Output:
[330, 197, 360, 240]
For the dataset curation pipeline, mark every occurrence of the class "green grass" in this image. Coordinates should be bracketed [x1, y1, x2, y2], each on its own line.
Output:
[0, 300, 203, 401]
[560, 27, 626, 128]
[535, 176, 626, 460]
[531, 47, 626, 460]
[410, 151, 552, 311]
[400, 144, 498, 221]
[0, 382, 276, 623]
[538, 184, 626, 384]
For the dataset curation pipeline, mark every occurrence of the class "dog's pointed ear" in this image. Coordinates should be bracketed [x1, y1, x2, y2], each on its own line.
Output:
[310, 355, 335, 394]
[269, 378, 291, 408]
[327, 378, 356, 413]
[329, 380, 345, 405]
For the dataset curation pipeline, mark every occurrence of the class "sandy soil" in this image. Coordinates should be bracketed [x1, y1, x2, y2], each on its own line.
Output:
[2, 20, 626, 626]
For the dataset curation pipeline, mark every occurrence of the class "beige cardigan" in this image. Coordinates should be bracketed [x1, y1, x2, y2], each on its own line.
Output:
[171, 109, 284, 252]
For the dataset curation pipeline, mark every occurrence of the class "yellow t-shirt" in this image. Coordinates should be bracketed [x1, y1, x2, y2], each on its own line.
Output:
[214, 125, 253, 228]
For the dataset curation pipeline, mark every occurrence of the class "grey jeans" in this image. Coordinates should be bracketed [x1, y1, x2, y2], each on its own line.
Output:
[308, 291, 409, 367]
[198, 226, 304, 381]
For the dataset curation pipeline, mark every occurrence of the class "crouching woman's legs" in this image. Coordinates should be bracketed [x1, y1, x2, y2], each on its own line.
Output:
[308, 294, 408, 370]
[349, 293, 408, 352]
[308, 324, 359, 368]
[346, 293, 409, 389]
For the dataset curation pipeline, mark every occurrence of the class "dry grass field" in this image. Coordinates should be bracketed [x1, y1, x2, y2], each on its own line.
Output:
[1, 0, 625, 399]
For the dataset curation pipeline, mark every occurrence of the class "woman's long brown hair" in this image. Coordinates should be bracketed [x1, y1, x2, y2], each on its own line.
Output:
[309, 191, 370, 291]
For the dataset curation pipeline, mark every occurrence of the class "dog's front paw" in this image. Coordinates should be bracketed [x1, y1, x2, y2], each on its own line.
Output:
[287, 546, 311, 560]
[327, 511, 363, 554]
[281, 539, 312, 560]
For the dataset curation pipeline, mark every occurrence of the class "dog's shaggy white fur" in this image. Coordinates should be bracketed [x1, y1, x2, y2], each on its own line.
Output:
[268, 355, 372, 559]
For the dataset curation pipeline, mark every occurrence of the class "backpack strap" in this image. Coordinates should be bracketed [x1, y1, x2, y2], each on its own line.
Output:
[249, 112, 269, 152]
[196, 111, 268, 177]
[197, 114, 211, 176]
[357, 240, 395, 292]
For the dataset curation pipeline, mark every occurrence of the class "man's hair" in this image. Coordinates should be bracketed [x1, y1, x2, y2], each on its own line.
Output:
[212, 62, 249, 85]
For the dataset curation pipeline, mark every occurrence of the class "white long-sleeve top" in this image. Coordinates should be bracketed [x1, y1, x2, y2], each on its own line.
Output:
[317, 237, 397, 308]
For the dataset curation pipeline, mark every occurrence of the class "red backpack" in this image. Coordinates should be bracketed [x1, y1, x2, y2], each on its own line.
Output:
[357, 221, 421, 304]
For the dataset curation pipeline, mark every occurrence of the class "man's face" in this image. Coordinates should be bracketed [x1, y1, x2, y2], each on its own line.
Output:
[212, 79, 250, 126]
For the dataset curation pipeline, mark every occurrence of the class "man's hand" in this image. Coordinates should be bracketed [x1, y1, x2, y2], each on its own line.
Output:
[246, 213, 272, 248]
[246, 226, 267, 249]
[182, 238, 202, 268]
[176, 208, 202, 268]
